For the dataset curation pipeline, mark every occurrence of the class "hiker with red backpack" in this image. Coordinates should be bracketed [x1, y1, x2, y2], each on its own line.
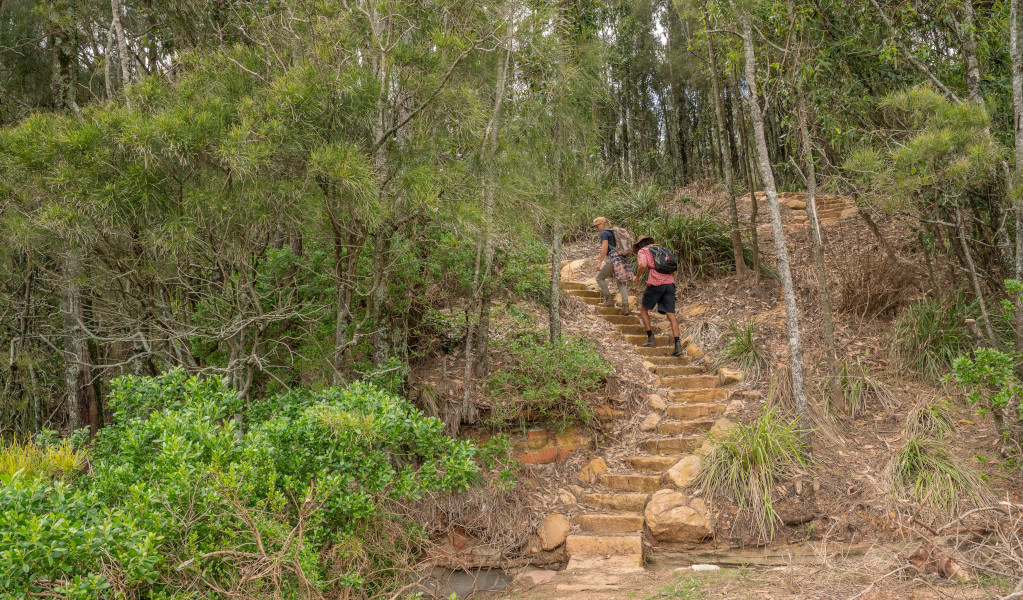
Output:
[592, 217, 635, 315]
[634, 236, 685, 357]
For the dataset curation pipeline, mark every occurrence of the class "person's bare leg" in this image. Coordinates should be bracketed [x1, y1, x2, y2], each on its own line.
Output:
[667, 312, 684, 356]
[640, 304, 655, 347]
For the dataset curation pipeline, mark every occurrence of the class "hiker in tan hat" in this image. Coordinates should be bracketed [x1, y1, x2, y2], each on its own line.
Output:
[592, 217, 634, 315]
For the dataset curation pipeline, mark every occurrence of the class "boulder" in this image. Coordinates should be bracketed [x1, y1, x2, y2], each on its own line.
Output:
[644, 490, 714, 543]
[664, 455, 701, 488]
[640, 413, 661, 432]
[685, 344, 705, 360]
[718, 368, 744, 386]
[514, 568, 557, 588]
[579, 458, 607, 484]
[643, 360, 658, 371]
[648, 394, 667, 411]
[539, 514, 570, 550]
[557, 488, 577, 505]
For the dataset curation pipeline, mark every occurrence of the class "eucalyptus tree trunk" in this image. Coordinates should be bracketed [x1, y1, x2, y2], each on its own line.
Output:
[738, 13, 807, 414]
[111, 0, 131, 88]
[731, 76, 761, 284]
[953, 0, 982, 105]
[796, 94, 841, 405]
[1012, 0, 1023, 357]
[472, 46, 512, 378]
[549, 222, 562, 343]
[956, 207, 997, 343]
[61, 254, 98, 435]
[459, 44, 511, 433]
[703, 4, 747, 279]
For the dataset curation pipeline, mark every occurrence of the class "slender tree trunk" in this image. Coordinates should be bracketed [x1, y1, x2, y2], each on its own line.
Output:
[703, 5, 747, 279]
[954, 0, 983, 105]
[738, 13, 807, 414]
[797, 93, 842, 405]
[473, 45, 511, 377]
[731, 76, 761, 284]
[549, 223, 562, 343]
[61, 254, 98, 435]
[957, 207, 997, 343]
[1011, 0, 1023, 358]
[111, 0, 131, 89]
[370, 233, 389, 365]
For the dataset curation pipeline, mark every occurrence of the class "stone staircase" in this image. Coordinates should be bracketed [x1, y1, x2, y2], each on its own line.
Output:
[548, 279, 740, 570]
[751, 191, 858, 226]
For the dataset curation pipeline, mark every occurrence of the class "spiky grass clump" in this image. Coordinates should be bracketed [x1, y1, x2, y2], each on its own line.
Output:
[906, 399, 957, 439]
[697, 406, 810, 542]
[890, 293, 999, 382]
[720, 319, 767, 382]
[837, 359, 898, 419]
[885, 437, 991, 522]
[0, 438, 85, 480]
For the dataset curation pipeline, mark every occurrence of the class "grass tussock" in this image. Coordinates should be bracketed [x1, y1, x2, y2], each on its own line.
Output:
[837, 359, 898, 419]
[906, 398, 957, 439]
[0, 438, 85, 481]
[696, 406, 810, 542]
[885, 436, 992, 522]
[835, 251, 919, 319]
[719, 319, 767, 382]
[890, 293, 981, 382]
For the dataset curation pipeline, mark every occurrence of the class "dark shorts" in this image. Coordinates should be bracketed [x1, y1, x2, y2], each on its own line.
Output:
[641, 284, 676, 315]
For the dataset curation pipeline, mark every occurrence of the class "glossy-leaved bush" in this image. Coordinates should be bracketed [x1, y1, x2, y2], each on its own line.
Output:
[0, 368, 485, 598]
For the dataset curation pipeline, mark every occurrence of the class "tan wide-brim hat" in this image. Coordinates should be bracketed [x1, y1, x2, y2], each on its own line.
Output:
[592, 217, 608, 226]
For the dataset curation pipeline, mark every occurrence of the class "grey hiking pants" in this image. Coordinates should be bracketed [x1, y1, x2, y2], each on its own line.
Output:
[596, 259, 629, 307]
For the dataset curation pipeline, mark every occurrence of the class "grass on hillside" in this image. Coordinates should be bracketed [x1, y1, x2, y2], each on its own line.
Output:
[696, 406, 810, 542]
[718, 319, 767, 382]
[0, 437, 84, 481]
[885, 436, 992, 522]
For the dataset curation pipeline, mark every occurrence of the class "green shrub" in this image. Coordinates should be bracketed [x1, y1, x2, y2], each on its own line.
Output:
[487, 331, 612, 424]
[719, 319, 767, 382]
[696, 406, 810, 542]
[0, 369, 490, 599]
[0, 474, 161, 599]
[885, 437, 992, 521]
[891, 292, 994, 382]
[952, 346, 1022, 441]
[643, 213, 746, 280]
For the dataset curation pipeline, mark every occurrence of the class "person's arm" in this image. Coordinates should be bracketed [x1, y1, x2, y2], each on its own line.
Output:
[634, 249, 649, 283]
[595, 240, 608, 273]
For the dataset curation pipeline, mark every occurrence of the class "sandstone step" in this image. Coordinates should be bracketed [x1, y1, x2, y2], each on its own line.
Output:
[619, 324, 665, 336]
[565, 534, 643, 556]
[600, 473, 662, 493]
[666, 403, 727, 420]
[636, 346, 679, 357]
[577, 296, 602, 305]
[569, 289, 602, 299]
[644, 356, 692, 367]
[656, 419, 715, 436]
[561, 282, 589, 292]
[668, 388, 728, 403]
[596, 306, 624, 316]
[625, 334, 676, 347]
[579, 492, 650, 512]
[626, 455, 678, 472]
[657, 375, 720, 390]
[565, 553, 643, 572]
[576, 514, 645, 533]
[655, 365, 706, 377]
[602, 314, 641, 326]
[639, 436, 703, 455]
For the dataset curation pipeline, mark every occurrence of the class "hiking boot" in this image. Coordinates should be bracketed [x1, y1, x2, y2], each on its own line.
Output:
[642, 338, 656, 348]
[671, 339, 685, 357]
[619, 305, 632, 316]
[599, 297, 616, 307]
